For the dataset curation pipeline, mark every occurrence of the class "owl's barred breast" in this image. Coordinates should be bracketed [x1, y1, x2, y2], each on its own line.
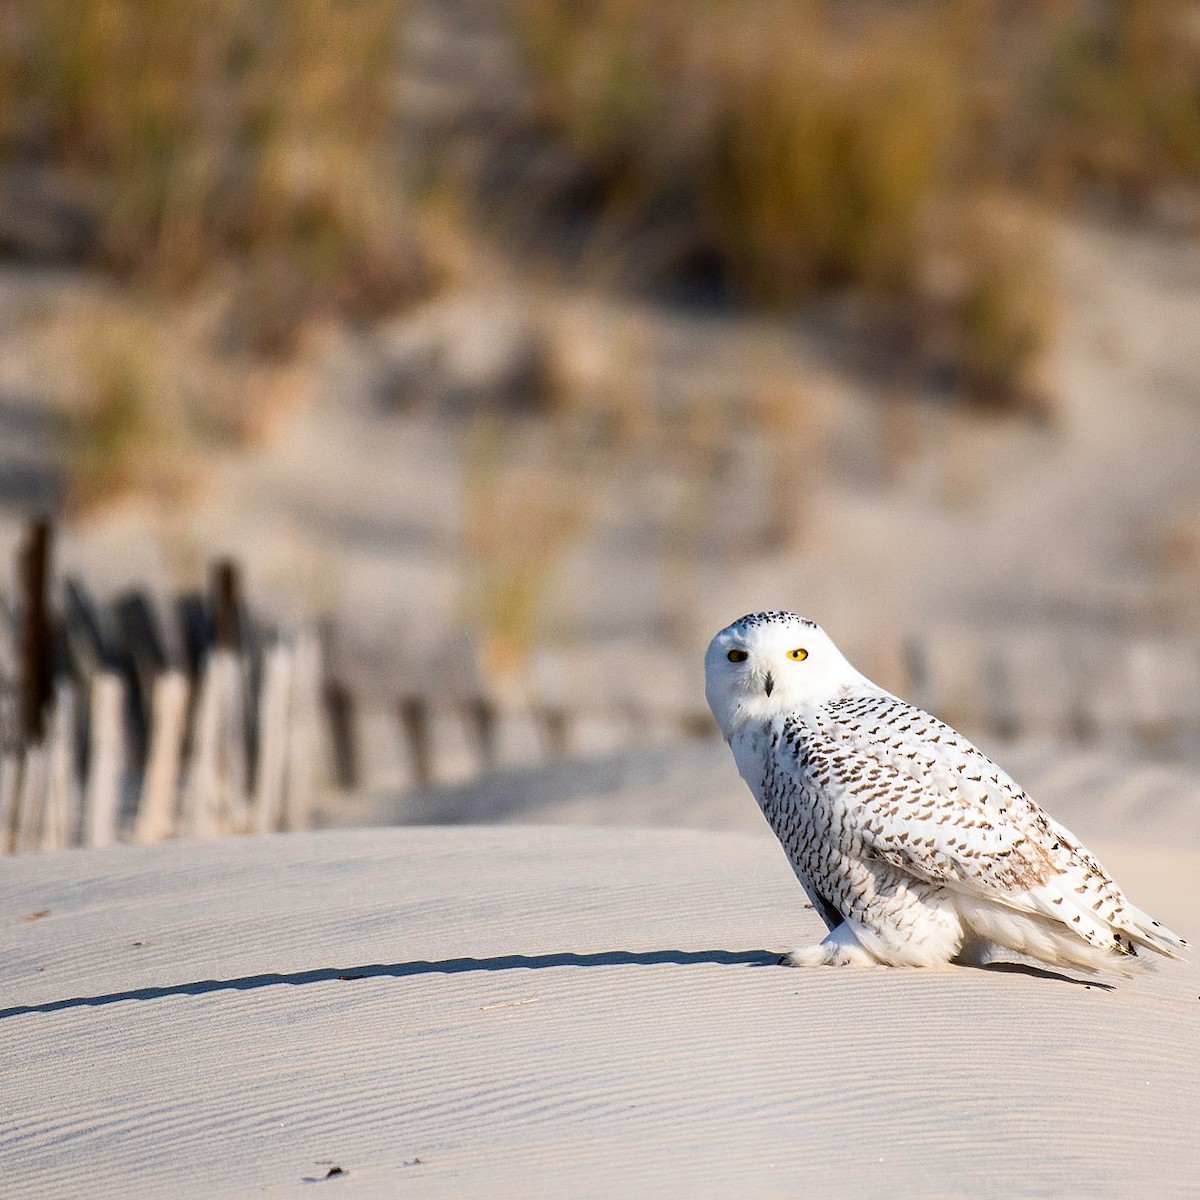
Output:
[736, 699, 955, 941]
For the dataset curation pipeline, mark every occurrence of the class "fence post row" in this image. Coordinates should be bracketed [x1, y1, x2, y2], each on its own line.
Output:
[1, 518, 1197, 856]
[1, 521, 329, 854]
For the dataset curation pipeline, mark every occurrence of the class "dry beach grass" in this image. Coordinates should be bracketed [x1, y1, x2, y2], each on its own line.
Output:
[2, 0, 1199, 510]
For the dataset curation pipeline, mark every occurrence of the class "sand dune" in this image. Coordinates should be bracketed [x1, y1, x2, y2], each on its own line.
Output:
[3, 825, 1196, 1197]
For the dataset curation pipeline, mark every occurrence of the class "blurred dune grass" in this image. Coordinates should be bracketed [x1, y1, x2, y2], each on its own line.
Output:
[461, 403, 606, 679]
[0, 0, 426, 355]
[522, 0, 961, 303]
[517, 0, 1200, 405]
[0, 0, 1197, 520]
[1050, 0, 1200, 203]
[0, 0, 440, 507]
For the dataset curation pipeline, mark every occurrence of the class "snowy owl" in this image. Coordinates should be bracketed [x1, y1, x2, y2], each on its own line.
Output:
[705, 611, 1188, 972]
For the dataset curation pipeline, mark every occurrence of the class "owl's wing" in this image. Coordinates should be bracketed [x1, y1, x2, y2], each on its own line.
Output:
[791, 693, 1185, 958]
[800, 694, 1056, 892]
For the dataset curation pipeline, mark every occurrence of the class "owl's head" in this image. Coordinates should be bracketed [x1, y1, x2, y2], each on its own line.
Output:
[704, 611, 867, 737]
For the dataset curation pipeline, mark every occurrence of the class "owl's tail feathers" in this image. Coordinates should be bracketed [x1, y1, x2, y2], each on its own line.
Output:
[1121, 904, 1189, 961]
[955, 894, 1131, 974]
[1014, 878, 1188, 967]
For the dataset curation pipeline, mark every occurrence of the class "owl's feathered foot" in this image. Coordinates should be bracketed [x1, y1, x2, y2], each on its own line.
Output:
[784, 922, 879, 968]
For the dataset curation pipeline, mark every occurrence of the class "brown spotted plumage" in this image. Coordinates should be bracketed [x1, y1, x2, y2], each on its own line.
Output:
[705, 612, 1189, 971]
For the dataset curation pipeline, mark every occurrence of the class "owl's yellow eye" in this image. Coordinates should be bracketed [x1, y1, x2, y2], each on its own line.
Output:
[726, 648, 748, 663]
[787, 647, 808, 661]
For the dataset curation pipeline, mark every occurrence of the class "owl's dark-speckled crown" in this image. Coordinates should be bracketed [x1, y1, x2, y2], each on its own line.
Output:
[728, 611, 817, 630]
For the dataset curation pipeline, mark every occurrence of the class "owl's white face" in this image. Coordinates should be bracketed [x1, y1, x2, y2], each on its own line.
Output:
[704, 612, 867, 738]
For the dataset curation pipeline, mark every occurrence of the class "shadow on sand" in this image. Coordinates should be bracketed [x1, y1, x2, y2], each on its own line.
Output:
[0, 949, 781, 1018]
[975, 960, 1115, 990]
[1, 948, 1112, 1020]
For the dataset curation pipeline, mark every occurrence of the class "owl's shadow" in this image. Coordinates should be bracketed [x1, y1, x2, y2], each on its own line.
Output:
[0, 947, 1114, 1020]
[0, 949, 776, 1019]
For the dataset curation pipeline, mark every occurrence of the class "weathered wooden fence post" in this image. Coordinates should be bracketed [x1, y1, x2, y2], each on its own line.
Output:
[41, 679, 80, 851]
[133, 669, 189, 843]
[0, 752, 18, 854]
[180, 560, 251, 838]
[11, 519, 53, 849]
[18, 519, 52, 745]
[84, 672, 124, 848]
[252, 640, 293, 834]
[283, 630, 323, 831]
[14, 744, 44, 853]
[62, 576, 126, 849]
[397, 695, 433, 789]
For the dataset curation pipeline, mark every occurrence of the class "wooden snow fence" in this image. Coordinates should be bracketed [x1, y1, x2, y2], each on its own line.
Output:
[317, 627, 1200, 797]
[0, 523, 325, 856]
[319, 676, 719, 799]
[900, 627, 1200, 760]
[2, 520, 1199, 858]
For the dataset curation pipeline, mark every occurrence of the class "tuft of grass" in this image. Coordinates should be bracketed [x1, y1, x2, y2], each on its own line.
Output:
[696, 4, 961, 307]
[57, 305, 196, 512]
[951, 204, 1054, 413]
[517, 0, 1200, 406]
[518, 0, 965, 276]
[1049, 0, 1200, 208]
[459, 403, 605, 682]
[516, 0, 1053, 407]
[919, 194, 1056, 415]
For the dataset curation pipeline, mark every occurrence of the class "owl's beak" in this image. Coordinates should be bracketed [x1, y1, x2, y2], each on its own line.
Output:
[763, 671, 775, 697]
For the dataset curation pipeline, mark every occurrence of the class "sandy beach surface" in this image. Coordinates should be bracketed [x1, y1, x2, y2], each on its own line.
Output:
[4, 822, 1197, 1198]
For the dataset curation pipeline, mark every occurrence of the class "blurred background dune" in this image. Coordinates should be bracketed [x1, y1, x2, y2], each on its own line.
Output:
[0, 0, 1198, 820]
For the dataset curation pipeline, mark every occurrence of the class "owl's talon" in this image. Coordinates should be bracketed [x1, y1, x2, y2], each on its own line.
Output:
[786, 924, 878, 967]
